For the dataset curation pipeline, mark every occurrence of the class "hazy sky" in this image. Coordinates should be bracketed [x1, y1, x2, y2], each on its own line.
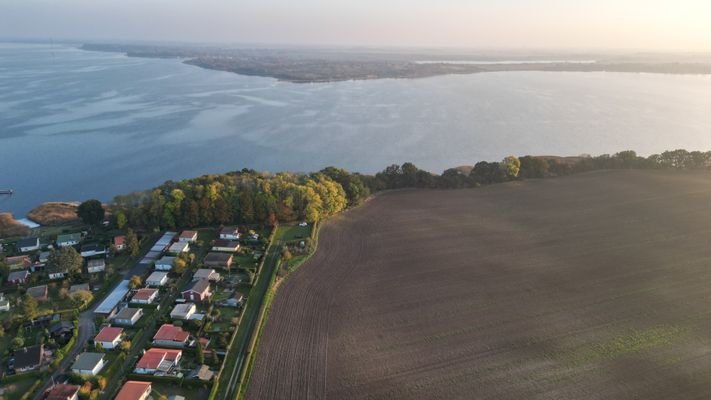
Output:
[1, 0, 711, 50]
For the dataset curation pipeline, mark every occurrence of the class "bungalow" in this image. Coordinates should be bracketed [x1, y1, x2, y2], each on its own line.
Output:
[193, 268, 220, 282]
[168, 241, 190, 255]
[70, 283, 91, 293]
[39, 251, 51, 263]
[153, 324, 191, 347]
[154, 256, 176, 271]
[112, 307, 143, 326]
[190, 364, 215, 382]
[170, 303, 196, 320]
[131, 288, 158, 304]
[179, 230, 198, 243]
[47, 267, 67, 280]
[57, 233, 81, 248]
[87, 259, 106, 274]
[134, 348, 182, 375]
[7, 269, 30, 285]
[46, 384, 80, 400]
[16, 237, 40, 253]
[27, 285, 49, 302]
[211, 240, 240, 253]
[0, 294, 10, 312]
[115, 381, 152, 400]
[49, 321, 75, 340]
[219, 226, 240, 240]
[12, 345, 44, 373]
[203, 252, 233, 269]
[146, 271, 168, 287]
[182, 279, 212, 302]
[114, 235, 126, 251]
[94, 326, 123, 350]
[80, 244, 106, 258]
[6, 255, 31, 270]
[71, 352, 105, 376]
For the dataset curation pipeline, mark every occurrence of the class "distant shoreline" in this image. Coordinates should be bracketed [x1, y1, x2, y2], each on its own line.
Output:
[80, 43, 711, 83]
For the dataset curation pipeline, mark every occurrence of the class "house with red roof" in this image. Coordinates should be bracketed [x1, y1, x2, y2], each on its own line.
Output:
[179, 230, 198, 243]
[45, 384, 80, 400]
[131, 288, 158, 304]
[153, 324, 191, 347]
[134, 348, 182, 375]
[114, 235, 126, 251]
[115, 381, 152, 400]
[94, 327, 123, 350]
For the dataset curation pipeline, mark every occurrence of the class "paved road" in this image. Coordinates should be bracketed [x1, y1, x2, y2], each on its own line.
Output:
[32, 240, 158, 399]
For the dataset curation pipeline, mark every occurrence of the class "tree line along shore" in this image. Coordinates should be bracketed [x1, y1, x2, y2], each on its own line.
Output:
[1, 148, 708, 239]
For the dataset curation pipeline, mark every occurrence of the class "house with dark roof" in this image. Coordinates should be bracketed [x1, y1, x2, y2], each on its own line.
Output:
[56, 233, 81, 248]
[219, 226, 240, 240]
[45, 384, 80, 400]
[154, 256, 176, 271]
[80, 243, 106, 258]
[71, 352, 105, 376]
[112, 308, 144, 326]
[27, 285, 49, 302]
[49, 321, 75, 340]
[7, 269, 30, 285]
[16, 237, 40, 253]
[203, 252, 233, 269]
[12, 344, 44, 372]
[211, 240, 240, 253]
[153, 324, 191, 347]
[182, 279, 212, 302]
[87, 259, 106, 274]
[193, 268, 220, 282]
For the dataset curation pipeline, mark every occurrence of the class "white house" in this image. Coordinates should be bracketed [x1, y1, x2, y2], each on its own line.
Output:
[131, 288, 159, 304]
[219, 227, 240, 240]
[135, 348, 182, 375]
[87, 259, 106, 274]
[71, 352, 105, 376]
[112, 308, 143, 326]
[16, 237, 40, 253]
[168, 242, 190, 255]
[154, 256, 176, 271]
[170, 303, 196, 320]
[179, 231, 198, 243]
[0, 294, 10, 312]
[193, 269, 220, 282]
[94, 327, 123, 350]
[57, 233, 81, 248]
[211, 240, 240, 253]
[146, 271, 169, 287]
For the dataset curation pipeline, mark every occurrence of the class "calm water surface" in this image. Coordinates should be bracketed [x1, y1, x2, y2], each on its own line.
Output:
[2, 43, 711, 216]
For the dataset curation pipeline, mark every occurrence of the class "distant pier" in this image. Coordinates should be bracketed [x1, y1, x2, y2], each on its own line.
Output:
[0, 189, 13, 195]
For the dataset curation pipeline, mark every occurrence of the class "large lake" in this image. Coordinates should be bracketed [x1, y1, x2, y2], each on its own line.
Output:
[2, 43, 711, 216]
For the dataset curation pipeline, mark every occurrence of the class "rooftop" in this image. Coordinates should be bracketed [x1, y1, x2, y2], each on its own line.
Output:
[204, 252, 232, 263]
[8, 269, 30, 281]
[16, 236, 39, 248]
[27, 285, 48, 299]
[13, 344, 43, 370]
[115, 381, 151, 400]
[171, 303, 196, 315]
[147, 271, 168, 282]
[72, 352, 104, 371]
[180, 230, 198, 239]
[184, 279, 210, 294]
[136, 348, 181, 370]
[153, 324, 190, 342]
[133, 288, 158, 301]
[95, 327, 123, 343]
[95, 280, 130, 314]
[114, 307, 142, 321]
[56, 233, 81, 243]
[46, 384, 80, 400]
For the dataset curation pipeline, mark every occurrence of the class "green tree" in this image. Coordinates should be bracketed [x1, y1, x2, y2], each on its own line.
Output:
[129, 275, 142, 289]
[22, 294, 39, 321]
[115, 210, 128, 230]
[196, 339, 205, 364]
[47, 246, 84, 275]
[77, 199, 105, 225]
[501, 156, 521, 180]
[126, 229, 139, 257]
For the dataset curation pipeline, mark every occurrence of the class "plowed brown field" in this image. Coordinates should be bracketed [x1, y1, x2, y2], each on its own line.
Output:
[246, 170, 711, 400]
